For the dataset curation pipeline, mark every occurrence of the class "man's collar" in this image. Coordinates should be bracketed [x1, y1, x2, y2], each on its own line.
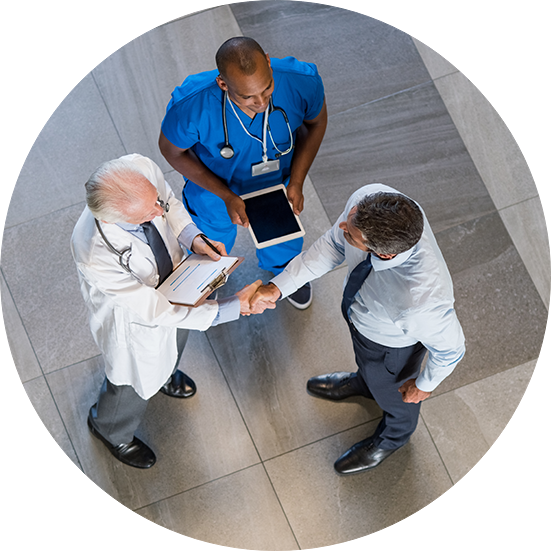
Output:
[116, 221, 141, 231]
[371, 246, 415, 271]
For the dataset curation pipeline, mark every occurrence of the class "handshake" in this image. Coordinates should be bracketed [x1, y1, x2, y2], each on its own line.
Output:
[235, 280, 282, 316]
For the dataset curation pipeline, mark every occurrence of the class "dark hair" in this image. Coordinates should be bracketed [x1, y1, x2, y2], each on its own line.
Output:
[353, 192, 424, 255]
[215, 37, 266, 77]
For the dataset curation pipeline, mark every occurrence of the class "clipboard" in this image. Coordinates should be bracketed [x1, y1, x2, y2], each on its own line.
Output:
[240, 184, 305, 249]
[157, 253, 244, 307]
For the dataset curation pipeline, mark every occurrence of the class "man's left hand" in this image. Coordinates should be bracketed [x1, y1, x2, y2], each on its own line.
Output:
[398, 379, 431, 403]
[286, 182, 304, 215]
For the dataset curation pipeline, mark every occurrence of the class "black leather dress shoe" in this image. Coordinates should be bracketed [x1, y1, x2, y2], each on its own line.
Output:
[160, 370, 197, 398]
[87, 415, 156, 469]
[307, 372, 362, 401]
[334, 438, 398, 475]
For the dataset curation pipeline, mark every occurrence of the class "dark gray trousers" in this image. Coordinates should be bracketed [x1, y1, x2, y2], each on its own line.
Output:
[89, 328, 189, 445]
[348, 324, 427, 450]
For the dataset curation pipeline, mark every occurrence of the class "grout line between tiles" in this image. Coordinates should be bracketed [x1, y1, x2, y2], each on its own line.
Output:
[420, 411, 484, 549]
[434, 35, 551, 82]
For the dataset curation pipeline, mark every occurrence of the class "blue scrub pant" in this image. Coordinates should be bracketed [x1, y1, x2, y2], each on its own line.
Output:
[348, 323, 427, 450]
[183, 182, 303, 275]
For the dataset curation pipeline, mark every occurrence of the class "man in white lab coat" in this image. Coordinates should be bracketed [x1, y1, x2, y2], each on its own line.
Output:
[71, 153, 267, 469]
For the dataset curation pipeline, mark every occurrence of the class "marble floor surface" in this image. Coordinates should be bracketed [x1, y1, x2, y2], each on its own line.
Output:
[1, 3, 549, 550]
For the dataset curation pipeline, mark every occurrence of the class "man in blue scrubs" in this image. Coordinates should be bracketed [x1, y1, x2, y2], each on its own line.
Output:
[159, 37, 327, 309]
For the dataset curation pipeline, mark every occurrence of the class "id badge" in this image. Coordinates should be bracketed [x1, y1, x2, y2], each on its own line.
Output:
[251, 158, 280, 177]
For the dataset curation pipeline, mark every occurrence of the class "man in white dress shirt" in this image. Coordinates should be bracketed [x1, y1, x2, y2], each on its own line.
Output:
[71, 154, 268, 469]
[251, 184, 465, 474]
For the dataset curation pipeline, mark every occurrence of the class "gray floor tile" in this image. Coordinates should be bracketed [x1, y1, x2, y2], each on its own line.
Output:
[1, 271, 41, 382]
[91, 6, 242, 173]
[309, 81, 495, 231]
[395, 0, 551, 78]
[264, 419, 452, 548]
[61, 0, 224, 50]
[421, 356, 551, 547]
[492, 526, 551, 551]
[5, 74, 126, 228]
[209, 265, 382, 460]
[231, 1, 431, 116]
[0, 0, 80, 78]
[0, 377, 101, 551]
[435, 43, 551, 209]
[434, 211, 547, 394]
[46, 331, 260, 510]
[499, 198, 550, 309]
[207, 181, 380, 460]
[33, 524, 115, 551]
[1, 203, 100, 373]
[138, 464, 299, 550]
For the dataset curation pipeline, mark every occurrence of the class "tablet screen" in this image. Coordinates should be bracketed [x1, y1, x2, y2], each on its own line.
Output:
[244, 188, 301, 244]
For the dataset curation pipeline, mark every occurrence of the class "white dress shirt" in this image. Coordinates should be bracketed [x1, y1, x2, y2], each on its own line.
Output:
[271, 184, 465, 392]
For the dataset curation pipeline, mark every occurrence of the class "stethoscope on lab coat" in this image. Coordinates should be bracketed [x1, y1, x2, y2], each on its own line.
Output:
[219, 90, 294, 161]
[94, 196, 170, 285]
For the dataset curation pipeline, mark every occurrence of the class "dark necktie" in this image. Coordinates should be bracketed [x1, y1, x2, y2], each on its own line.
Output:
[341, 254, 372, 321]
[141, 221, 173, 286]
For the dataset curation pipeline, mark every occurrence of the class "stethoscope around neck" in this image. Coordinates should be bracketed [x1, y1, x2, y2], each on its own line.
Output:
[220, 91, 294, 161]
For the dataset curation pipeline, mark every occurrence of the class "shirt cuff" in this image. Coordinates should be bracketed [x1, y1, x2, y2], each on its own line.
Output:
[210, 295, 240, 326]
[177, 223, 203, 252]
[269, 272, 297, 300]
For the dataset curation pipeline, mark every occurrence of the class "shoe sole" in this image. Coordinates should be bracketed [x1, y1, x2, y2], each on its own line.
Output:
[306, 387, 356, 401]
[286, 295, 313, 310]
[87, 416, 156, 469]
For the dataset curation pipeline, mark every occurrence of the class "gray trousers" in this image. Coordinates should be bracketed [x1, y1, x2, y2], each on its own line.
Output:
[89, 328, 189, 445]
[348, 323, 427, 450]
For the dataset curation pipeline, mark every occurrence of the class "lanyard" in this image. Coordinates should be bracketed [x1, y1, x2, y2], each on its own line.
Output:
[226, 94, 270, 162]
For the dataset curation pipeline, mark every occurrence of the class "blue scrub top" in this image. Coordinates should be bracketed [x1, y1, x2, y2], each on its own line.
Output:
[161, 56, 325, 196]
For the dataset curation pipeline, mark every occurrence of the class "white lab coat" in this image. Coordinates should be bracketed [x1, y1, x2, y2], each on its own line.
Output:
[71, 154, 219, 400]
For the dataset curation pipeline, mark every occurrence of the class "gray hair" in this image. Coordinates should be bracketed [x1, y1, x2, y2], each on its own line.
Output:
[85, 158, 147, 223]
[353, 192, 424, 255]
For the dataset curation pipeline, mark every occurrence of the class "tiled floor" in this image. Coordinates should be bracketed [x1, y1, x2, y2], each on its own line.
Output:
[2, 2, 549, 550]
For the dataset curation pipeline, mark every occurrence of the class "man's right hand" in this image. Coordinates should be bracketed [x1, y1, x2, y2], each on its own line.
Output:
[250, 283, 281, 314]
[224, 195, 249, 228]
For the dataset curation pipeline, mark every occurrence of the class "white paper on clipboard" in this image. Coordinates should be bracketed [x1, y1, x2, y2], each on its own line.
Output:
[157, 253, 243, 307]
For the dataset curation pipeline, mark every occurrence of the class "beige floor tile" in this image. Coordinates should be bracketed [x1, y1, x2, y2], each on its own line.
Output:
[264, 419, 452, 548]
[0, 377, 101, 551]
[2, 203, 100, 373]
[138, 464, 299, 550]
[435, 44, 551, 209]
[91, 6, 242, 172]
[5, 74, 126, 228]
[205, 175, 384, 460]
[1, 272, 41, 382]
[422, 356, 551, 547]
[395, 0, 551, 79]
[62, 0, 224, 50]
[46, 331, 260, 510]
[499, 198, 550, 308]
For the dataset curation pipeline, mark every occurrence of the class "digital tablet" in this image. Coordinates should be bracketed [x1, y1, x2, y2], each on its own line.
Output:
[240, 184, 305, 249]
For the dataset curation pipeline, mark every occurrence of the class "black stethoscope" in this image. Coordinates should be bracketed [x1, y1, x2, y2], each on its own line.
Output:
[220, 90, 294, 161]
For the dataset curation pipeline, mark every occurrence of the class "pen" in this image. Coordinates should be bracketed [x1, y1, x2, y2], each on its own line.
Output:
[200, 234, 222, 256]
